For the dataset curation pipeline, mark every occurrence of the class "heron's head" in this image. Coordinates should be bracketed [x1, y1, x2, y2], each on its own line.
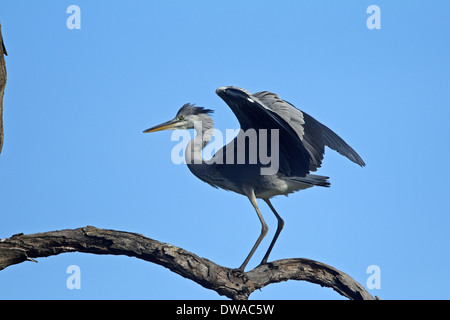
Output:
[143, 103, 214, 133]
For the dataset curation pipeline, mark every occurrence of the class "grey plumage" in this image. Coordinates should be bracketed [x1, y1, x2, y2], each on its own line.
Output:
[176, 103, 213, 117]
[144, 86, 365, 271]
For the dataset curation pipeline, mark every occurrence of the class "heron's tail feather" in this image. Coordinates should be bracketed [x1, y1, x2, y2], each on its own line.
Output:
[289, 174, 330, 187]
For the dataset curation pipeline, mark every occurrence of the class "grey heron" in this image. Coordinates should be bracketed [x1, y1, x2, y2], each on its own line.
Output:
[143, 86, 365, 271]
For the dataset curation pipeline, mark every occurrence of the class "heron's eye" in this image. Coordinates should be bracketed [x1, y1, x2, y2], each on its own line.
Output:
[179, 115, 185, 120]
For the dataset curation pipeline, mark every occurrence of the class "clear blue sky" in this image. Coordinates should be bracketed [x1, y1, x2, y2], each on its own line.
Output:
[0, 1, 449, 299]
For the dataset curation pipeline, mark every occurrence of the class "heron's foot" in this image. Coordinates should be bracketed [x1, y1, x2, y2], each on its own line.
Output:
[257, 259, 277, 270]
[256, 257, 271, 269]
[228, 268, 249, 283]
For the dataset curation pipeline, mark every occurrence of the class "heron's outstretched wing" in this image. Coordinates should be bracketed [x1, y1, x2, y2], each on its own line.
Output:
[252, 90, 366, 171]
[216, 86, 311, 177]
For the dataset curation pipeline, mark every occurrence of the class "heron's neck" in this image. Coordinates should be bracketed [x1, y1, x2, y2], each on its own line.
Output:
[185, 122, 214, 165]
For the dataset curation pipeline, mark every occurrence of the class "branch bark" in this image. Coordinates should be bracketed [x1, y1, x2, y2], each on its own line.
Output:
[0, 24, 7, 155]
[0, 226, 375, 300]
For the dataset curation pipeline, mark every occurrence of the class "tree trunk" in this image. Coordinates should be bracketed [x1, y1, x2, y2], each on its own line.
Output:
[0, 24, 7, 155]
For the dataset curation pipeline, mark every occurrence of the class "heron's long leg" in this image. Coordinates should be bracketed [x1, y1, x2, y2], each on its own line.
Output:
[260, 199, 284, 265]
[239, 191, 268, 271]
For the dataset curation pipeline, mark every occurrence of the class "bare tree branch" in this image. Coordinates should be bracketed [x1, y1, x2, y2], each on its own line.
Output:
[0, 226, 375, 300]
[0, 23, 7, 155]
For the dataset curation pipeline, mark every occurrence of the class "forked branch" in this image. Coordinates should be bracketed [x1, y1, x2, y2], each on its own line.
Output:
[0, 226, 375, 300]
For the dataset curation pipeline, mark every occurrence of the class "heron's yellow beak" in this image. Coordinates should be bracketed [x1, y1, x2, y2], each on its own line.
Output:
[143, 119, 179, 133]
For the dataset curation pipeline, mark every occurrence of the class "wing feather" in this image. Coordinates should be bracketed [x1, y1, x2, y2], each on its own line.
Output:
[216, 87, 311, 177]
[252, 88, 365, 171]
